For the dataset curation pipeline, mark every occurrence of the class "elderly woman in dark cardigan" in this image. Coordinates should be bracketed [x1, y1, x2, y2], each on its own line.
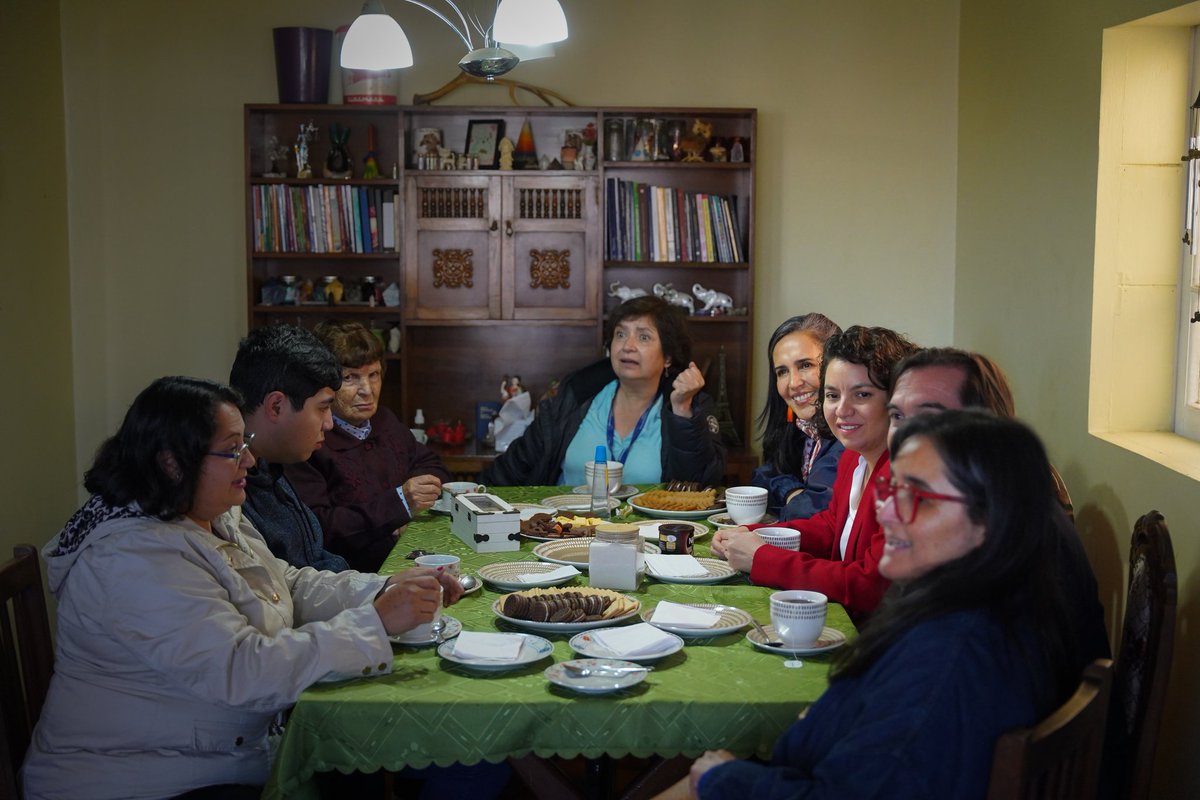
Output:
[287, 321, 450, 573]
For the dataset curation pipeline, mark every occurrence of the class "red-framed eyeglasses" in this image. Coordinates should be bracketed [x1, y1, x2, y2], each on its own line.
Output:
[874, 474, 969, 524]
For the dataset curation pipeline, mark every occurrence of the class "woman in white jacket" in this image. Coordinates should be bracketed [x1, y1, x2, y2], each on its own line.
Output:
[23, 376, 457, 800]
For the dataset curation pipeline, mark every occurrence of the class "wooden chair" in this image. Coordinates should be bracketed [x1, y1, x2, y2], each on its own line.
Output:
[0, 545, 54, 800]
[987, 658, 1113, 800]
[1108, 511, 1176, 800]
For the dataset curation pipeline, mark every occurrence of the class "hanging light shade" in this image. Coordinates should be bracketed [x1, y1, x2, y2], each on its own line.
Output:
[493, 0, 568, 46]
[340, 0, 414, 70]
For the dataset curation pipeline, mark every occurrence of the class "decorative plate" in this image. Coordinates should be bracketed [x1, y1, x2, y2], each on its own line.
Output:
[544, 659, 649, 694]
[644, 557, 736, 585]
[437, 633, 554, 672]
[389, 615, 463, 647]
[491, 596, 641, 634]
[478, 561, 581, 591]
[532, 538, 660, 569]
[538, 494, 622, 513]
[746, 624, 847, 655]
[707, 511, 778, 528]
[568, 630, 685, 663]
[571, 484, 640, 500]
[634, 519, 711, 542]
[629, 493, 725, 520]
[640, 603, 752, 638]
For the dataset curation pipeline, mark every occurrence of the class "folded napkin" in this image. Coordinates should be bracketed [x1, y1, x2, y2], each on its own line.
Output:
[644, 554, 709, 578]
[452, 631, 525, 661]
[650, 601, 722, 628]
[589, 623, 679, 657]
[518, 565, 580, 584]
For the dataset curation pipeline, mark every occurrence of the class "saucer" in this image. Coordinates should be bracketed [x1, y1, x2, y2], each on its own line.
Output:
[745, 624, 847, 655]
[544, 659, 648, 694]
[389, 615, 462, 647]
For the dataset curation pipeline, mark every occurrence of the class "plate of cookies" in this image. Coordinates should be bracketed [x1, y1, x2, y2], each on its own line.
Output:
[629, 485, 725, 520]
[519, 511, 604, 542]
[493, 587, 641, 633]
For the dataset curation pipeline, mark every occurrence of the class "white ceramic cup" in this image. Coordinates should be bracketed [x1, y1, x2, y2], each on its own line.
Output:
[769, 590, 828, 648]
[755, 526, 801, 551]
[436, 481, 485, 512]
[584, 460, 624, 491]
[414, 553, 461, 578]
[393, 583, 445, 643]
[724, 485, 768, 525]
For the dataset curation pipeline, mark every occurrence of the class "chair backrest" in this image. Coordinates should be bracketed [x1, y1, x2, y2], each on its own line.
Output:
[987, 658, 1114, 800]
[1111, 510, 1177, 800]
[0, 545, 54, 800]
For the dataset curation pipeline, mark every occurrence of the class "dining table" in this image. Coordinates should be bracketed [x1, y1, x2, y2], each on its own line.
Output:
[262, 486, 856, 800]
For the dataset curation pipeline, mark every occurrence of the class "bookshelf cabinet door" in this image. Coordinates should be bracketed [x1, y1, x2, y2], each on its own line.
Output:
[502, 176, 600, 320]
[404, 175, 501, 319]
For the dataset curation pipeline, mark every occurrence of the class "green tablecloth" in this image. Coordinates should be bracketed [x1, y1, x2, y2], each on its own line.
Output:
[264, 488, 855, 799]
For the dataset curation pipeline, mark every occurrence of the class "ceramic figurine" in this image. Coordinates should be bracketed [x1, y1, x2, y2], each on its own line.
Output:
[323, 123, 352, 179]
[382, 281, 401, 307]
[498, 137, 514, 170]
[652, 282, 695, 314]
[608, 281, 648, 302]
[692, 283, 734, 315]
[388, 326, 401, 353]
[294, 121, 317, 179]
[264, 136, 289, 178]
[362, 124, 380, 179]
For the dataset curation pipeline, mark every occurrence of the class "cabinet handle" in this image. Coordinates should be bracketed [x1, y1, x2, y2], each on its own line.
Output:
[505, 220, 513, 237]
[490, 219, 498, 232]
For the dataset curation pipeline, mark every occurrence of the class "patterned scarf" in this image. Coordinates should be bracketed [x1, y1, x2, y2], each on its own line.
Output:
[50, 494, 146, 557]
[796, 418, 824, 481]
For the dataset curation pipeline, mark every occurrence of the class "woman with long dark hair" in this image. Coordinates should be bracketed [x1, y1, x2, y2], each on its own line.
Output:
[751, 313, 843, 520]
[686, 411, 1082, 798]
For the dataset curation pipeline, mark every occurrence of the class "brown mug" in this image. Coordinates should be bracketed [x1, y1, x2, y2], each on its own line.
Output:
[658, 523, 694, 555]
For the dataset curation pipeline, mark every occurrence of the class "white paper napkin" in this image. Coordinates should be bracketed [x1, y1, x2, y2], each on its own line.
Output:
[650, 601, 722, 628]
[589, 623, 679, 657]
[452, 631, 525, 661]
[644, 553, 709, 577]
[518, 565, 580, 583]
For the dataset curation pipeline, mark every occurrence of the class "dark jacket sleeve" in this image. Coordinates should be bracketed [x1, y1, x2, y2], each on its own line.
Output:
[778, 440, 843, 522]
[662, 390, 726, 485]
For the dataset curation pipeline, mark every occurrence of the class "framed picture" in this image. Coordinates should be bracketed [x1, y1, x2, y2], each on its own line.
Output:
[465, 119, 505, 169]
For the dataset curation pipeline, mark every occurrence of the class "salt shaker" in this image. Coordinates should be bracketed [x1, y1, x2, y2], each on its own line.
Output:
[589, 445, 612, 521]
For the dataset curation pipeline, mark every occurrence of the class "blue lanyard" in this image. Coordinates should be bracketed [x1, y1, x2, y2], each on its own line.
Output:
[607, 394, 655, 465]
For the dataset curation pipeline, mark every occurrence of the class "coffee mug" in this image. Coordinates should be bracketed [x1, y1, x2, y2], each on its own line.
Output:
[414, 553, 461, 577]
[584, 460, 624, 491]
[755, 526, 801, 551]
[769, 590, 828, 648]
[724, 485, 768, 525]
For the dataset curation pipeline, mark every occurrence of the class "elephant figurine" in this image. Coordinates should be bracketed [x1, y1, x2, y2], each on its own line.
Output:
[652, 282, 695, 314]
[692, 283, 733, 315]
[608, 281, 648, 302]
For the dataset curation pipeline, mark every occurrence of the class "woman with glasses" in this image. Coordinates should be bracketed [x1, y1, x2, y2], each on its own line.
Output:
[750, 313, 843, 521]
[712, 326, 918, 622]
[24, 376, 457, 800]
[679, 411, 1083, 799]
[286, 320, 450, 572]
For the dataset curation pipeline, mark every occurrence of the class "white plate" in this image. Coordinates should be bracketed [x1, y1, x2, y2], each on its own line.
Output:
[706, 511, 779, 528]
[634, 519, 711, 542]
[745, 624, 847, 655]
[629, 493, 725, 520]
[532, 538, 659, 569]
[644, 557, 736, 585]
[568, 630, 685, 663]
[478, 561, 581, 590]
[544, 658, 649, 694]
[437, 633, 554, 672]
[539, 494, 622, 513]
[571, 484, 640, 500]
[492, 595, 641, 633]
[389, 615, 463, 647]
[641, 603, 752, 638]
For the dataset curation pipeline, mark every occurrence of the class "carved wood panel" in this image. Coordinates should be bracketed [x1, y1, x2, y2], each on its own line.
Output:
[529, 249, 571, 290]
[433, 248, 474, 288]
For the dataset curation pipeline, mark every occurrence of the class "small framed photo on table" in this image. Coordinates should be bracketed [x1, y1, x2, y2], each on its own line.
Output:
[465, 119, 505, 169]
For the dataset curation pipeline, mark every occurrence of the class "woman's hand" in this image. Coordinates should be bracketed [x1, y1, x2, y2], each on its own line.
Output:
[402, 475, 443, 514]
[373, 569, 442, 635]
[689, 750, 736, 796]
[710, 528, 764, 572]
[670, 361, 705, 417]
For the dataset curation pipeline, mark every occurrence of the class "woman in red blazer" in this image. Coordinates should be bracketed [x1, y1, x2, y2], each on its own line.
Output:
[713, 326, 918, 623]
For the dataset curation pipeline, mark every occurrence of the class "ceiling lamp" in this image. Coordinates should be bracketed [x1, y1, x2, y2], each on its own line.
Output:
[340, 0, 568, 80]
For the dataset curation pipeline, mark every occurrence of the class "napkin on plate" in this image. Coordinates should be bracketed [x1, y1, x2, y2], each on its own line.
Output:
[650, 601, 722, 628]
[589, 623, 679, 657]
[518, 565, 580, 583]
[644, 553, 709, 578]
[452, 631, 525, 661]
